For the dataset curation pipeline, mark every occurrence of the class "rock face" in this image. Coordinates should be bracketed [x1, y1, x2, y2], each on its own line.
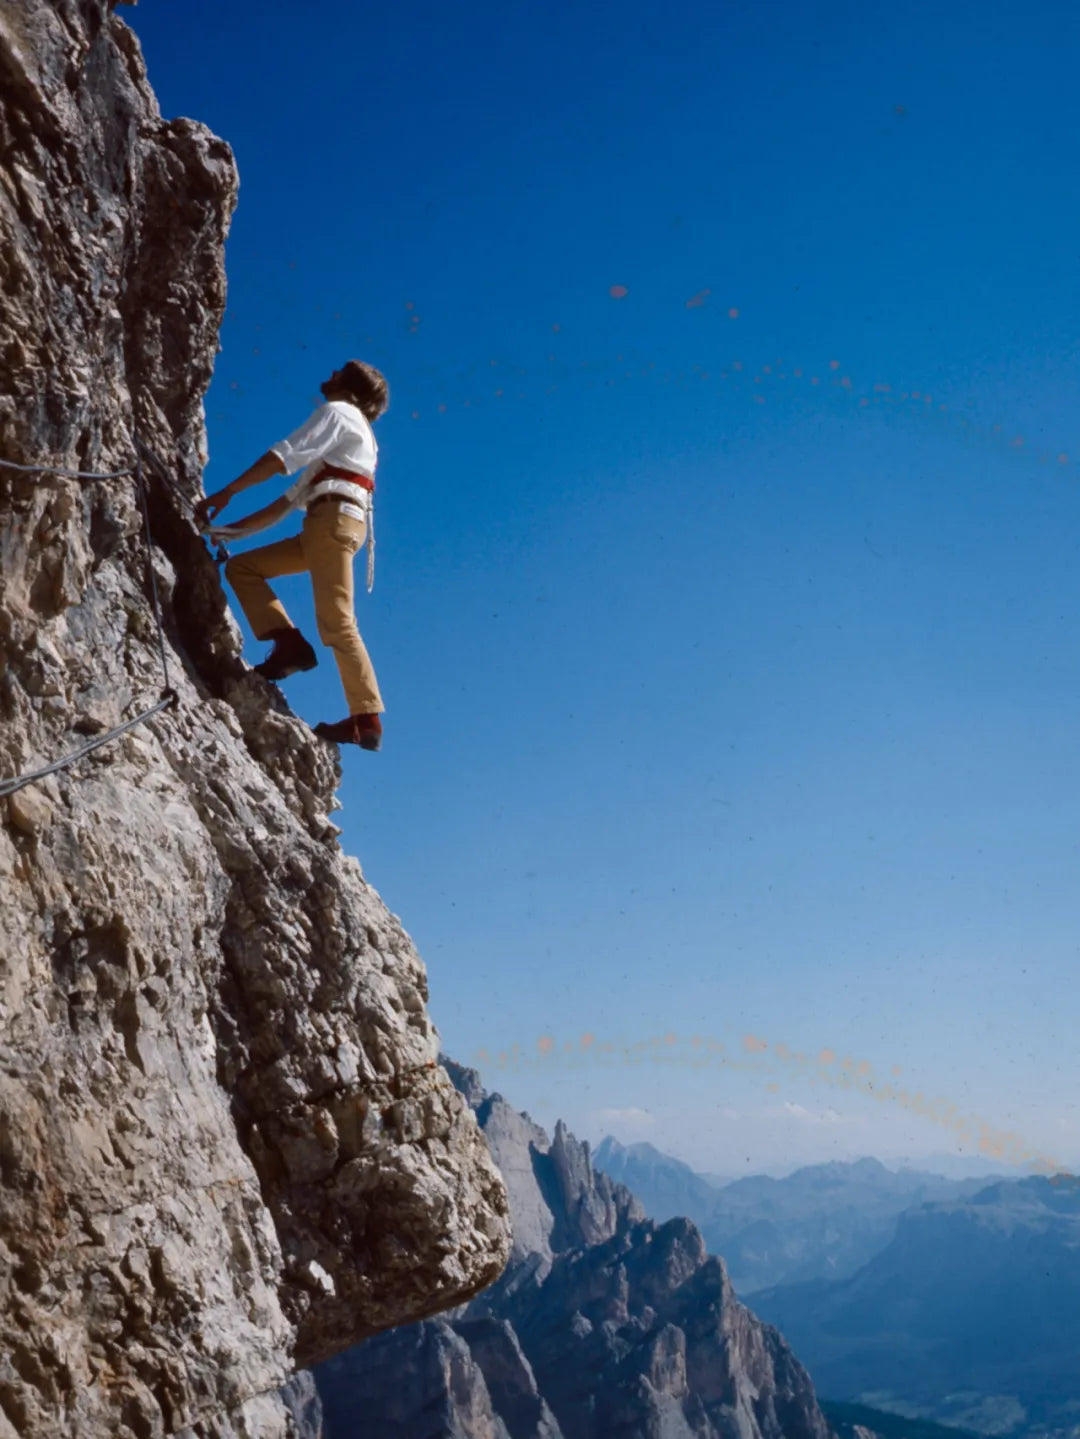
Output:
[0, 5, 510, 1437]
[314, 1065, 833, 1439]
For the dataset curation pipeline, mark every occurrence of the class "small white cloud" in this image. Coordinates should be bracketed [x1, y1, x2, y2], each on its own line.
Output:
[594, 1107, 655, 1128]
[781, 1102, 861, 1126]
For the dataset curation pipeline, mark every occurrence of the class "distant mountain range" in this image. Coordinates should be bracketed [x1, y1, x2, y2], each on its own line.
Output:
[594, 1138, 988, 1293]
[750, 1175, 1080, 1436]
[593, 1139, 1080, 1435]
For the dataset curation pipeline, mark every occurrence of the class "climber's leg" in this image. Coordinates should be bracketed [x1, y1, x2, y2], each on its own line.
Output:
[225, 534, 306, 639]
[302, 503, 384, 717]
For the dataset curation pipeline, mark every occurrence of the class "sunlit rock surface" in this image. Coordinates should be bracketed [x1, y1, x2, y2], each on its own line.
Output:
[0, 3, 510, 1435]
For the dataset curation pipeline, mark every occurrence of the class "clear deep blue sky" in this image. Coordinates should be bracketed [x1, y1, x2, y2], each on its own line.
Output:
[129, 1, 1080, 1175]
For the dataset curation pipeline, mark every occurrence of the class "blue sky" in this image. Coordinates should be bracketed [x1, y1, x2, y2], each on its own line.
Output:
[129, 0, 1080, 1175]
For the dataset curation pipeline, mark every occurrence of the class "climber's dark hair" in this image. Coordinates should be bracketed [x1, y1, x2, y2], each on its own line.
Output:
[340, 360, 389, 421]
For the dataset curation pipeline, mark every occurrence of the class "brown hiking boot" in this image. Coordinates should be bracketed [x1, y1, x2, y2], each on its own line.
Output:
[314, 713, 383, 751]
[253, 627, 318, 681]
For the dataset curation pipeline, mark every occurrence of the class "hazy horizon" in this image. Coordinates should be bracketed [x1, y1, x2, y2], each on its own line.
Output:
[586, 1127, 1039, 1185]
[463, 1049, 1078, 1181]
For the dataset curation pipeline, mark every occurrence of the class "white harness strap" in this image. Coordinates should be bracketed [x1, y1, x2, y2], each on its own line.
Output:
[366, 493, 375, 593]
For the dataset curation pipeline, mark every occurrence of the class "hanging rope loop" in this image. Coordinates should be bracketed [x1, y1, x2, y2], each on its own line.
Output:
[366, 494, 376, 593]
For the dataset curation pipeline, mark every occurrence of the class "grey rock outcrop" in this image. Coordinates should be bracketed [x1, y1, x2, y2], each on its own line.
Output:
[315, 1065, 833, 1439]
[474, 1090, 640, 1269]
[317, 1322, 519, 1439]
[0, 4, 510, 1436]
[451, 1319, 562, 1439]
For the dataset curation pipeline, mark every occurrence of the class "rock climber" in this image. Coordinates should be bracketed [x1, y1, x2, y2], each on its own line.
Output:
[195, 360, 387, 751]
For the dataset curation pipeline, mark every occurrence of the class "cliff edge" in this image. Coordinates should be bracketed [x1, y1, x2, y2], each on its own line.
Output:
[0, 4, 511, 1435]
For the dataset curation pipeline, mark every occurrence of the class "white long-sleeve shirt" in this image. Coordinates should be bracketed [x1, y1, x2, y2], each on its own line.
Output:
[271, 400, 378, 517]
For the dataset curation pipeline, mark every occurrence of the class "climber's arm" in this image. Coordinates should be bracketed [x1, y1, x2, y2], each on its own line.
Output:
[195, 450, 286, 526]
[208, 494, 292, 540]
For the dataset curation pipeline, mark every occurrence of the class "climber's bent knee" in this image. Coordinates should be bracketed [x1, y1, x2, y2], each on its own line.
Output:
[224, 554, 250, 585]
[316, 619, 360, 647]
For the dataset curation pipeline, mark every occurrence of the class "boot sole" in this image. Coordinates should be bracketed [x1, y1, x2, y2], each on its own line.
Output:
[254, 659, 318, 680]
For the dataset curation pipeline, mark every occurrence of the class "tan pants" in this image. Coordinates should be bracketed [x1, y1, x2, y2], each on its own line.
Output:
[225, 502, 384, 716]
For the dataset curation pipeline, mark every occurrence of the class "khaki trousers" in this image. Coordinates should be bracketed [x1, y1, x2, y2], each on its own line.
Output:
[225, 503, 384, 716]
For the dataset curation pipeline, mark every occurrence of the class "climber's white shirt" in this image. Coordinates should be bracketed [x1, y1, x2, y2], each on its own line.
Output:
[272, 400, 377, 515]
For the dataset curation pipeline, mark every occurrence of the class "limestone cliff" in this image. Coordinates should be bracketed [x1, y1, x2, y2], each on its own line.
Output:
[0, 3, 511, 1435]
[314, 1066, 834, 1439]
